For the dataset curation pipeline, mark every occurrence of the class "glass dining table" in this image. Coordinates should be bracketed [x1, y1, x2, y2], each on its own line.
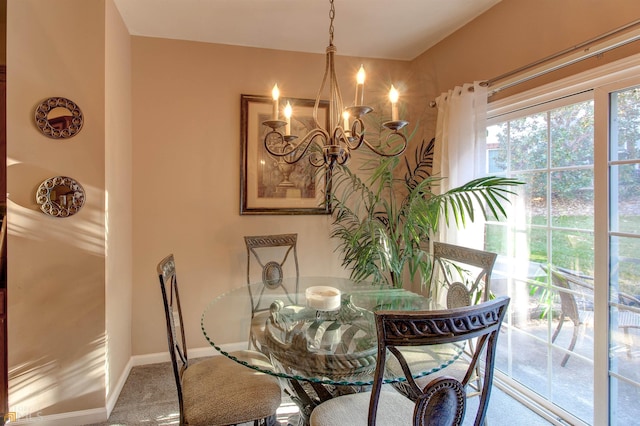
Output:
[201, 276, 462, 425]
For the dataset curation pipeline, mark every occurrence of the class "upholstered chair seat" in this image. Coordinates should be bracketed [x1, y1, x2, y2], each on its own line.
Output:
[309, 388, 414, 426]
[182, 351, 282, 425]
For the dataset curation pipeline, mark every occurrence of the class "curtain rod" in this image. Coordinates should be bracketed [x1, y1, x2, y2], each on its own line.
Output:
[429, 18, 640, 107]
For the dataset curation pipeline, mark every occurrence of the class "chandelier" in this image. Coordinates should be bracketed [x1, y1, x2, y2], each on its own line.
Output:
[262, 0, 409, 172]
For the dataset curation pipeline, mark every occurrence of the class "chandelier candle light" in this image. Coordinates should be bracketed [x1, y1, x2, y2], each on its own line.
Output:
[262, 0, 409, 172]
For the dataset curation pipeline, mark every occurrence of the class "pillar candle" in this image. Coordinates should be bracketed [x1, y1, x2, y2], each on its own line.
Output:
[389, 85, 399, 121]
[284, 101, 292, 134]
[355, 65, 365, 106]
[272, 84, 280, 120]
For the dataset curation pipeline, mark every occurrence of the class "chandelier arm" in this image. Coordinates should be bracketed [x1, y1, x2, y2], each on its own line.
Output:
[360, 131, 409, 157]
[332, 125, 360, 153]
[309, 152, 326, 168]
[286, 130, 331, 164]
[343, 117, 366, 151]
[264, 128, 329, 164]
[263, 130, 286, 155]
[313, 59, 330, 128]
[328, 49, 344, 131]
[336, 150, 350, 165]
[318, 146, 349, 170]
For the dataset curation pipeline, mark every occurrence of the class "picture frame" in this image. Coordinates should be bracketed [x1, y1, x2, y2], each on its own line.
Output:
[240, 94, 331, 215]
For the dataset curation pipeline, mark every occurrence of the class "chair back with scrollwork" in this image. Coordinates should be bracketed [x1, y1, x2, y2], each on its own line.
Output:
[245, 234, 299, 351]
[430, 242, 497, 309]
[369, 296, 510, 426]
[156, 253, 188, 423]
[245, 233, 299, 311]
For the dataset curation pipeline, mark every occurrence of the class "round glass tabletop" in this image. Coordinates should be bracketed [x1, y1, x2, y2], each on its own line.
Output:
[201, 276, 462, 386]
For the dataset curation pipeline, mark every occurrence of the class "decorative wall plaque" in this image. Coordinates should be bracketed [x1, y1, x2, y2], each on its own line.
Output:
[36, 176, 85, 217]
[34, 97, 84, 139]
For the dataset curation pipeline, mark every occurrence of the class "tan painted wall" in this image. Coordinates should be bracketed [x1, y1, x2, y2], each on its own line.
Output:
[412, 0, 640, 140]
[130, 37, 411, 355]
[105, 0, 132, 407]
[7, 0, 106, 418]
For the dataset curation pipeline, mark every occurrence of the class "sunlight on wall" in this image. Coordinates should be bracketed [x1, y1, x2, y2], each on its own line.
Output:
[8, 335, 106, 420]
[7, 156, 108, 417]
[6, 160, 105, 256]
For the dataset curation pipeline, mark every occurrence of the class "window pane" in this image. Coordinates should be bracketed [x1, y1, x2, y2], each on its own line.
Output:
[551, 230, 594, 274]
[610, 378, 640, 425]
[513, 171, 548, 226]
[610, 236, 640, 297]
[610, 163, 640, 234]
[551, 169, 594, 229]
[509, 113, 548, 171]
[550, 100, 594, 167]
[611, 87, 640, 162]
[487, 123, 507, 173]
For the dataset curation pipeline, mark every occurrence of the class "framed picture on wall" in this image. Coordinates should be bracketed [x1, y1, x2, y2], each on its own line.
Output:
[240, 94, 330, 215]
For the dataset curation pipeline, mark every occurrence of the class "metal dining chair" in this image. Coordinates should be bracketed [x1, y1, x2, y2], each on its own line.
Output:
[424, 242, 498, 403]
[156, 254, 282, 426]
[245, 233, 299, 352]
[429, 242, 497, 308]
[309, 296, 511, 426]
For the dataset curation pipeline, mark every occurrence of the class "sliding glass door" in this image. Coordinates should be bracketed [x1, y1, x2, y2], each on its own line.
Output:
[600, 81, 640, 425]
[484, 71, 640, 425]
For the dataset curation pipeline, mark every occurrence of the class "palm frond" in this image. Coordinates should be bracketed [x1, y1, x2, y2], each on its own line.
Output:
[329, 140, 524, 289]
[404, 138, 435, 190]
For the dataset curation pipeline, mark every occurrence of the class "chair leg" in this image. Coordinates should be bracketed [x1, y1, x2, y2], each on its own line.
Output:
[560, 322, 580, 367]
[255, 414, 278, 426]
[552, 312, 578, 367]
[551, 313, 565, 343]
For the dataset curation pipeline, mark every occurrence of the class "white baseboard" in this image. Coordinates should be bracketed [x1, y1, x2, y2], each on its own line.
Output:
[106, 357, 134, 417]
[9, 342, 247, 426]
[8, 408, 106, 426]
[129, 343, 242, 366]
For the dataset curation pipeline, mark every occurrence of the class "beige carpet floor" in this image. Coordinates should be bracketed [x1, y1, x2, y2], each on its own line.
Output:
[88, 360, 296, 426]
[87, 360, 552, 426]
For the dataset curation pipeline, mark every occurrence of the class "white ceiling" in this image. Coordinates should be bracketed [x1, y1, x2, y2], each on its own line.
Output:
[113, 0, 501, 61]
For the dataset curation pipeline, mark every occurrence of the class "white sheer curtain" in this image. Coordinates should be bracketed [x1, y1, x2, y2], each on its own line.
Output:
[433, 81, 488, 247]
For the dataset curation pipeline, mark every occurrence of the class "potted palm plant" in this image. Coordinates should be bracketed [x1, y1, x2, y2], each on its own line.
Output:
[328, 137, 522, 290]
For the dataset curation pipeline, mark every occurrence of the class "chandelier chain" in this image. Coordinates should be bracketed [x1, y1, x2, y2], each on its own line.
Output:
[328, 0, 335, 46]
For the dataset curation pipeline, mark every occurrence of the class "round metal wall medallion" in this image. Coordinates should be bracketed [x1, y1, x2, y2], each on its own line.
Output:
[34, 97, 84, 139]
[36, 176, 85, 217]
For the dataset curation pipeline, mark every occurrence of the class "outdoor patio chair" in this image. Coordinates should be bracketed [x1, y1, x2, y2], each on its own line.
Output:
[157, 254, 282, 426]
[545, 265, 640, 366]
[245, 233, 299, 352]
[309, 297, 510, 426]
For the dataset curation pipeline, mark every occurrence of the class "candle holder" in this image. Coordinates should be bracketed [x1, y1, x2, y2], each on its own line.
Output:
[344, 105, 373, 119]
[263, 119, 287, 131]
[383, 120, 409, 131]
